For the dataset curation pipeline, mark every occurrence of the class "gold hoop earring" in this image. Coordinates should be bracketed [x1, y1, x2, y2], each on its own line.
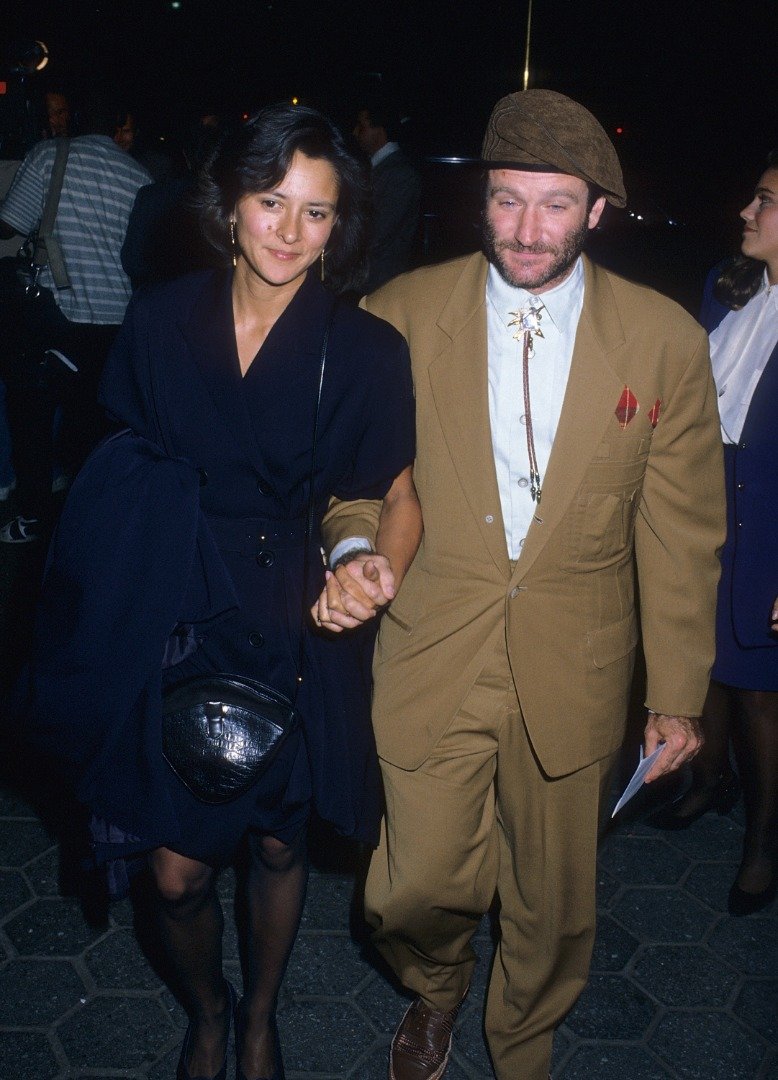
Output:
[229, 220, 237, 268]
[320, 248, 325, 282]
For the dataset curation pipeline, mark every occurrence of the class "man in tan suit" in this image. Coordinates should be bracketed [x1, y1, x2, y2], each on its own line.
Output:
[317, 90, 725, 1080]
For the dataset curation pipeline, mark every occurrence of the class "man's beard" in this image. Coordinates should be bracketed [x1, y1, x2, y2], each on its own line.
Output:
[482, 216, 590, 292]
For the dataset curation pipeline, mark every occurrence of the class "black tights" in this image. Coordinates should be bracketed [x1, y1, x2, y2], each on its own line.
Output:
[150, 828, 307, 1078]
[689, 681, 778, 893]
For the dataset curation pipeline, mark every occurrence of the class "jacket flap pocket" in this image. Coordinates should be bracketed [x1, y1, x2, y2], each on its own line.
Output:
[588, 613, 639, 669]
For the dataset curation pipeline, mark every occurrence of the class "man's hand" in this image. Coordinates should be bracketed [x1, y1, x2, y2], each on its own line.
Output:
[642, 712, 703, 782]
[311, 553, 395, 633]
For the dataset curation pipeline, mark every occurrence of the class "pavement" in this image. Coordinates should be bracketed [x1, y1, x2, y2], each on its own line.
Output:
[0, 519, 776, 1079]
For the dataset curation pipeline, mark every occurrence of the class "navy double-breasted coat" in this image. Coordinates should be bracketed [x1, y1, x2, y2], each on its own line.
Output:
[29, 268, 415, 860]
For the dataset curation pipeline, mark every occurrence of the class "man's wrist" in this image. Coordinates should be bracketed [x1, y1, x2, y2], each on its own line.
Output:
[329, 537, 374, 571]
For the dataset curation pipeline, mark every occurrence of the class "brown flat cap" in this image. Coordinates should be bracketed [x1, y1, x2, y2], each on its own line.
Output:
[482, 89, 627, 208]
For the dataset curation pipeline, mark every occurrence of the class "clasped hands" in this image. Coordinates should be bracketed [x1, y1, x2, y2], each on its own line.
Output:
[311, 553, 395, 633]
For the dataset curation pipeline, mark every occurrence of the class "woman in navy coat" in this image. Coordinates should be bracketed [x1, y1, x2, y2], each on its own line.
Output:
[653, 154, 778, 916]
[46, 105, 420, 1080]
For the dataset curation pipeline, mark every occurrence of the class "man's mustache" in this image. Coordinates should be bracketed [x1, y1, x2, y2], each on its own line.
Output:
[498, 241, 554, 255]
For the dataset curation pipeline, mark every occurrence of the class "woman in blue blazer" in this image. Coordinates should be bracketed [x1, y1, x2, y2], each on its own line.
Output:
[31, 105, 420, 1080]
[654, 153, 778, 916]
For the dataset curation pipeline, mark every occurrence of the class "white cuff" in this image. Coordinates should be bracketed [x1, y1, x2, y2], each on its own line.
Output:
[329, 536, 374, 569]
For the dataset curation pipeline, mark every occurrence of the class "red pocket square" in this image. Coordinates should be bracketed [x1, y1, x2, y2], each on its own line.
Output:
[648, 399, 662, 428]
[616, 387, 639, 429]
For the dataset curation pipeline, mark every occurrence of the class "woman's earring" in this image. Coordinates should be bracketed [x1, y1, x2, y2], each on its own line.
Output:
[229, 220, 237, 268]
[320, 248, 325, 282]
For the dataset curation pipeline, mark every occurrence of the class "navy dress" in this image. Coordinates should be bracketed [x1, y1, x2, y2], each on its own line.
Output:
[32, 267, 415, 866]
[703, 287, 778, 691]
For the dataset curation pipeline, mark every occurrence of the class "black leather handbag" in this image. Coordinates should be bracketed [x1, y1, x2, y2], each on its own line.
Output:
[161, 674, 299, 804]
[161, 302, 335, 804]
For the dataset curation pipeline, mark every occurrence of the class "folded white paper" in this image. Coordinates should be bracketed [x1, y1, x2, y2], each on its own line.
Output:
[611, 743, 666, 817]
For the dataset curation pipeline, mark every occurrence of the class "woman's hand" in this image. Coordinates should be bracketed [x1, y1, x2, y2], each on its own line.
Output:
[311, 555, 395, 632]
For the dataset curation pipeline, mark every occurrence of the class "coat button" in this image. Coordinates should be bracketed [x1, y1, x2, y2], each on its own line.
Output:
[248, 632, 265, 647]
[736, 482, 745, 490]
[257, 478, 273, 495]
[510, 586, 520, 599]
[257, 550, 275, 567]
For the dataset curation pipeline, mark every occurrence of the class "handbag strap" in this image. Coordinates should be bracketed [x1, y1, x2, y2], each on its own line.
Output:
[33, 137, 72, 289]
[295, 297, 337, 698]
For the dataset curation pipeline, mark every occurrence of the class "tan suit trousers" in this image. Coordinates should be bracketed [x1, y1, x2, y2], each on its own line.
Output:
[365, 626, 616, 1080]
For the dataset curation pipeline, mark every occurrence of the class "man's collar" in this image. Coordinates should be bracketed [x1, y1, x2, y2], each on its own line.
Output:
[486, 256, 585, 331]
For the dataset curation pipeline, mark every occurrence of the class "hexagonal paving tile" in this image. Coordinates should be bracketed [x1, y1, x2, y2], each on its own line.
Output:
[5, 896, 108, 956]
[595, 865, 621, 909]
[551, 1024, 574, 1071]
[611, 887, 714, 943]
[0, 867, 32, 918]
[0, 1030, 61, 1080]
[285, 931, 370, 996]
[455, 1001, 492, 1075]
[650, 1010, 766, 1079]
[659, 813, 744, 862]
[558, 1043, 670, 1079]
[598, 834, 691, 886]
[57, 993, 173, 1071]
[0, 956, 86, 1024]
[300, 869, 356, 930]
[564, 972, 656, 1040]
[732, 977, 778, 1043]
[0, 819, 54, 867]
[354, 973, 411, 1035]
[278, 999, 378, 1074]
[631, 944, 740, 1006]
[683, 861, 735, 912]
[590, 912, 641, 972]
[708, 915, 778, 977]
[23, 848, 62, 898]
[85, 927, 162, 991]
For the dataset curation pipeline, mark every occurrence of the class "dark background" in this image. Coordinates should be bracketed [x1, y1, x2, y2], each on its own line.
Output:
[2, 0, 776, 305]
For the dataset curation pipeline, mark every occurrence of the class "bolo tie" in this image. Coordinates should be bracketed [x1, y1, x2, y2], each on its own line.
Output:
[507, 298, 546, 504]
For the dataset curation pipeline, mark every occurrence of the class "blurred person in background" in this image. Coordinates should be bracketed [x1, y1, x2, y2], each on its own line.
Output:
[652, 152, 778, 916]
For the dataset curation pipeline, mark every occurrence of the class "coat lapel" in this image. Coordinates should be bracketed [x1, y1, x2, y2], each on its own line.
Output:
[514, 257, 629, 581]
[429, 255, 511, 576]
[180, 270, 270, 475]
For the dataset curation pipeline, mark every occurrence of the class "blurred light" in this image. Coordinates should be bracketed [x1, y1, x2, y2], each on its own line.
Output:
[615, 126, 624, 135]
[0, 82, 6, 95]
[291, 97, 299, 105]
[171, 1, 182, 8]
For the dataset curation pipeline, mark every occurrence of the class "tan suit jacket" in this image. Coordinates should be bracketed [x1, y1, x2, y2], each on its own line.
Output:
[324, 253, 725, 778]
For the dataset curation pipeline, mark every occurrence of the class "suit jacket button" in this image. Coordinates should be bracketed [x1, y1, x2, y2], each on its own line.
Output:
[248, 632, 265, 647]
[510, 586, 520, 599]
[257, 550, 274, 567]
[257, 478, 273, 495]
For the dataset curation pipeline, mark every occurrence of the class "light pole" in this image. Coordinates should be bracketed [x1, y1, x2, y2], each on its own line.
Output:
[523, 0, 533, 91]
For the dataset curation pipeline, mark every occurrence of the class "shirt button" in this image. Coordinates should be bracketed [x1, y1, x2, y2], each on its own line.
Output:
[518, 477, 529, 488]
[519, 537, 525, 547]
[257, 478, 273, 495]
[519, 414, 527, 426]
[256, 550, 275, 567]
[248, 632, 265, 647]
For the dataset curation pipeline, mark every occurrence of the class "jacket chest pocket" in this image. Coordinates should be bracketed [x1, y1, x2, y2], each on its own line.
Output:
[561, 436, 649, 571]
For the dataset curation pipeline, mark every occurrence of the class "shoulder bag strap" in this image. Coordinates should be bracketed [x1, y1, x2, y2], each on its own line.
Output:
[294, 297, 337, 698]
[33, 137, 72, 289]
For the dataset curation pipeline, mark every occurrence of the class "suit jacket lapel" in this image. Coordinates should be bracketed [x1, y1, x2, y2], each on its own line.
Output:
[514, 257, 628, 581]
[429, 255, 511, 576]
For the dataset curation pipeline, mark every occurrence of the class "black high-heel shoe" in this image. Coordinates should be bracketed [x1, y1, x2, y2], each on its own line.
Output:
[649, 770, 740, 830]
[728, 874, 778, 916]
[177, 980, 236, 1080]
[235, 1007, 285, 1080]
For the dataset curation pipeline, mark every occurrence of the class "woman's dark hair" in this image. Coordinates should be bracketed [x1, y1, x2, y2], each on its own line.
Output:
[714, 148, 778, 310]
[196, 103, 370, 293]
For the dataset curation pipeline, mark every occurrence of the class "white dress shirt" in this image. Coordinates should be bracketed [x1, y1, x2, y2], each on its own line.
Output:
[710, 270, 778, 444]
[487, 257, 585, 558]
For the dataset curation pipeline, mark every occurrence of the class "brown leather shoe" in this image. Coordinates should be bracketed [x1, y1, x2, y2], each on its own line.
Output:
[389, 995, 463, 1080]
